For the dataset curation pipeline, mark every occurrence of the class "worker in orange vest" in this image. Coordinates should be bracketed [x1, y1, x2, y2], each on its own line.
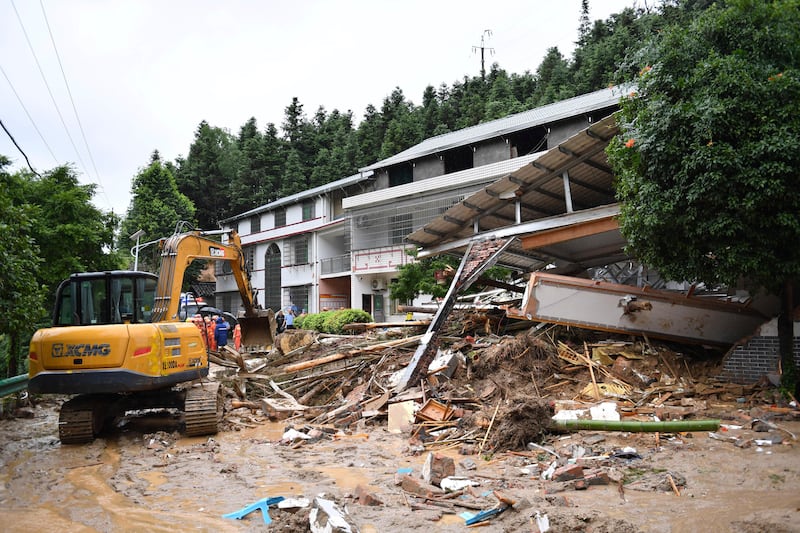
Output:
[205, 316, 217, 351]
[233, 323, 242, 351]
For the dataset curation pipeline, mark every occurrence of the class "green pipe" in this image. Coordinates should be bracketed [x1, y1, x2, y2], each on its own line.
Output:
[551, 418, 720, 432]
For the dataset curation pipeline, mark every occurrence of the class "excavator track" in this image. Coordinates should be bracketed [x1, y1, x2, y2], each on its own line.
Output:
[184, 381, 222, 437]
[58, 396, 110, 444]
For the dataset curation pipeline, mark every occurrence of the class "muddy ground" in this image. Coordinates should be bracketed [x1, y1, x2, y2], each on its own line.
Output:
[1, 391, 799, 532]
[3, 321, 800, 532]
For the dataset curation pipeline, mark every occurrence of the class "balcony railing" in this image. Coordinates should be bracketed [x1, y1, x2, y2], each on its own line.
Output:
[320, 254, 351, 275]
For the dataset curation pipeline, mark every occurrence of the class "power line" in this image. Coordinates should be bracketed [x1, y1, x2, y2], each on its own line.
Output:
[10, 0, 90, 178]
[39, 0, 106, 197]
[0, 63, 59, 164]
[0, 117, 42, 177]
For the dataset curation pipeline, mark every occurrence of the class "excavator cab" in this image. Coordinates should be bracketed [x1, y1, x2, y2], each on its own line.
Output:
[53, 271, 158, 327]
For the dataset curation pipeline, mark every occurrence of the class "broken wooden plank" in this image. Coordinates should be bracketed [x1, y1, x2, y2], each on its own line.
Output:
[208, 353, 239, 368]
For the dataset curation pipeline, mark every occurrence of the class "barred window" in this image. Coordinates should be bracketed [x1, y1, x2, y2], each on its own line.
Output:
[264, 243, 282, 311]
[285, 285, 310, 314]
[243, 246, 255, 272]
[284, 235, 309, 265]
[302, 201, 315, 221]
[390, 213, 413, 245]
[251, 215, 261, 233]
[275, 207, 286, 227]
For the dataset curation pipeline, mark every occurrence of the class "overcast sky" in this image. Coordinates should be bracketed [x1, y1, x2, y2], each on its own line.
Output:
[1, 0, 635, 218]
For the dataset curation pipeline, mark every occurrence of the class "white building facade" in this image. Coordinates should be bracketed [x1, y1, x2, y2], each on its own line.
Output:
[218, 87, 623, 321]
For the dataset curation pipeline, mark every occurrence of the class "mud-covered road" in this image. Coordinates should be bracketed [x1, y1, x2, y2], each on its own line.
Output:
[2, 395, 799, 532]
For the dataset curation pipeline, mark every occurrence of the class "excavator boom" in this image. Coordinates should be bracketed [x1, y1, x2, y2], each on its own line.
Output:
[151, 230, 275, 350]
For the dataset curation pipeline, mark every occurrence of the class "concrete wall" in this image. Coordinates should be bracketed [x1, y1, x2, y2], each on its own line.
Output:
[474, 138, 509, 167]
[413, 155, 444, 181]
[548, 116, 591, 146]
[374, 169, 390, 189]
[720, 318, 800, 383]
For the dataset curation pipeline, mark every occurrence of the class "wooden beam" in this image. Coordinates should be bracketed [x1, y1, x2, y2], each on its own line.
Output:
[520, 216, 619, 249]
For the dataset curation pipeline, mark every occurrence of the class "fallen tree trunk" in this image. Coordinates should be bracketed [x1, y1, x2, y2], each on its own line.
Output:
[343, 320, 430, 331]
[281, 334, 424, 374]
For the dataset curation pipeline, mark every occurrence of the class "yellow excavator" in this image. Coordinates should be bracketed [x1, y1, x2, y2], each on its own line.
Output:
[28, 228, 276, 443]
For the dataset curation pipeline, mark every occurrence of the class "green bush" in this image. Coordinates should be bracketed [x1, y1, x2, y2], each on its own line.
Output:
[322, 309, 373, 334]
[298, 309, 373, 334]
[299, 310, 335, 332]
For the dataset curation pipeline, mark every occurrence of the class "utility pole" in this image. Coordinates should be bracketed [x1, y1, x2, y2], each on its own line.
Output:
[472, 29, 494, 80]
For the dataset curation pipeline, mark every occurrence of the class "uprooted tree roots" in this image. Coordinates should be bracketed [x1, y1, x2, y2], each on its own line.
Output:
[471, 332, 557, 379]
[491, 398, 554, 451]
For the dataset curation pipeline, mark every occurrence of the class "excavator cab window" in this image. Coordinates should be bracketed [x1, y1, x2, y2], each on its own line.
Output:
[135, 276, 157, 323]
[53, 271, 159, 326]
[79, 278, 106, 324]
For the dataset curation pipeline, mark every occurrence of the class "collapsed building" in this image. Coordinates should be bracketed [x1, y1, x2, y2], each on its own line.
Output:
[401, 113, 798, 387]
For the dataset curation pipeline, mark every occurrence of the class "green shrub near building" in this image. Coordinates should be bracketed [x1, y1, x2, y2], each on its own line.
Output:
[295, 309, 373, 334]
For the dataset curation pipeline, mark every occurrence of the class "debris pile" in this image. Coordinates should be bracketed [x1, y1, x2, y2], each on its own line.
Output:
[204, 307, 797, 529]
[213, 309, 793, 449]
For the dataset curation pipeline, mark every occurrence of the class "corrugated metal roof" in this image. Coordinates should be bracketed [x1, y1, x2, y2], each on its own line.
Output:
[360, 86, 627, 172]
[223, 170, 373, 223]
[407, 114, 627, 274]
[343, 152, 542, 210]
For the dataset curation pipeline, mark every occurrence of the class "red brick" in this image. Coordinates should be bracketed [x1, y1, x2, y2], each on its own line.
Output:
[584, 471, 611, 486]
[355, 484, 384, 506]
[552, 464, 584, 482]
[399, 475, 443, 498]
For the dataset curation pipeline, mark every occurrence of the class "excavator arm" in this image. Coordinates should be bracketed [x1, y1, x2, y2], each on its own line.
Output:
[150, 229, 275, 350]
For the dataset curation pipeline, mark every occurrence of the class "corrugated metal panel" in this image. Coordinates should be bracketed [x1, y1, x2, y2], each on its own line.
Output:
[360, 86, 627, 172]
[406, 114, 625, 274]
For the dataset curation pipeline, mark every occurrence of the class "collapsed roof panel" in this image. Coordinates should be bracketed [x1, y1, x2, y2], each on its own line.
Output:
[510, 272, 768, 346]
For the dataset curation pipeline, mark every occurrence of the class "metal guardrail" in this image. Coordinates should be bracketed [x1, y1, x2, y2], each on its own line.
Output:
[0, 374, 28, 398]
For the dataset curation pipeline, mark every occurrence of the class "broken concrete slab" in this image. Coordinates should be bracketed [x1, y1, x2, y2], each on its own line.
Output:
[422, 452, 455, 486]
[309, 496, 355, 533]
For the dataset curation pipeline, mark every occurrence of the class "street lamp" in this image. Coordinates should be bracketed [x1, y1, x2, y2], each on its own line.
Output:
[130, 229, 146, 271]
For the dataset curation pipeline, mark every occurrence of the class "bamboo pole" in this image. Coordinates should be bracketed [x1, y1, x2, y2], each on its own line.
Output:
[479, 402, 502, 454]
[551, 419, 720, 432]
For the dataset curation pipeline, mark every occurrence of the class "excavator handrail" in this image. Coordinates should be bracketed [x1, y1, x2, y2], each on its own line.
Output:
[150, 229, 259, 323]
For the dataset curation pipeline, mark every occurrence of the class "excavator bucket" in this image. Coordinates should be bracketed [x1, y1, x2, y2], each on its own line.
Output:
[238, 308, 277, 352]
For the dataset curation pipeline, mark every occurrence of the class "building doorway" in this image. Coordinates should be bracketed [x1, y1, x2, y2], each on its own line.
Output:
[362, 293, 384, 322]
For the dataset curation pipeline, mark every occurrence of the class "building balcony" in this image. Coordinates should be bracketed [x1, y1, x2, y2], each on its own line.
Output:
[320, 254, 351, 275]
